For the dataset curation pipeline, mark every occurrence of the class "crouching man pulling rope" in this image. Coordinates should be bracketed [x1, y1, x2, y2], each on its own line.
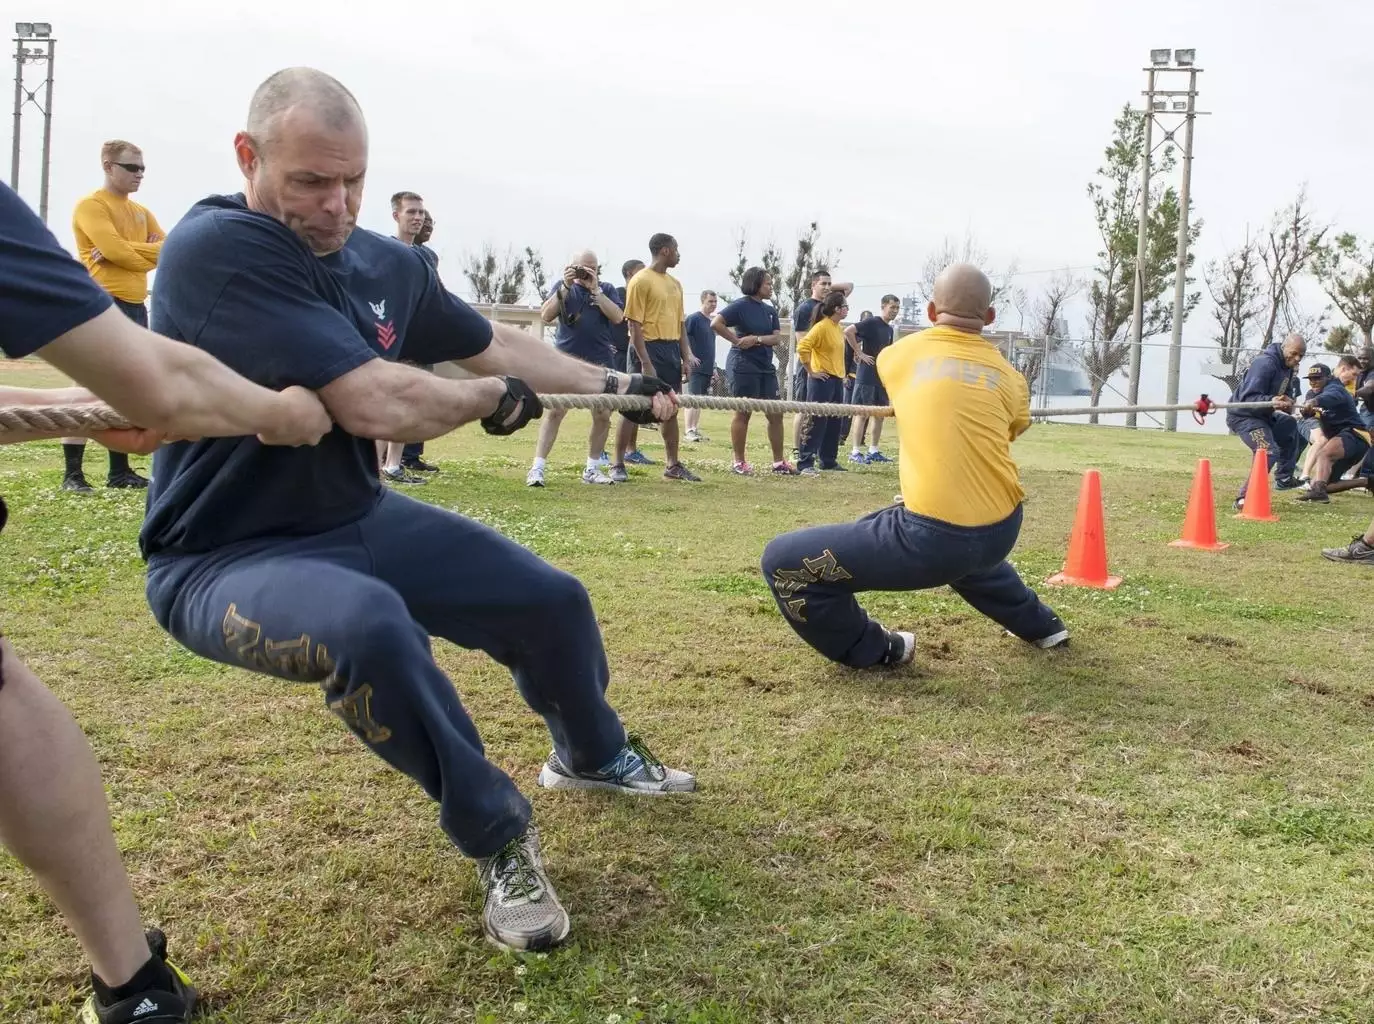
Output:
[142, 68, 695, 957]
[761, 263, 1067, 667]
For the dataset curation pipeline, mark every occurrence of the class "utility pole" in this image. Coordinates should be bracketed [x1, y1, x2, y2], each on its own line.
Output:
[1163, 64, 1201, 431]
[1124, 64, 1155, 429]
[9, 21, 55, 220]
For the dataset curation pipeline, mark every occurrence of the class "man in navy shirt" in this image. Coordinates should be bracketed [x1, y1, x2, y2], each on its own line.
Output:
[526, 249, 626, 487]
[613, 258, 655, 467]
[400, 211, 441, 474]
[142, 68, 694, 956]
[683, 289, 718, 442]
[713, 267, 795, 475]
[0, 181, 331, 1024]
[1227, 334, 1305, 510]
[1294, 361, 1371, 503]
[847, 295, 901, 464]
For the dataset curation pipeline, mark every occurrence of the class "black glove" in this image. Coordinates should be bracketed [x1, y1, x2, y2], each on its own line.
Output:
[481, 377, 543, 436]
[620, 373, 674, 425]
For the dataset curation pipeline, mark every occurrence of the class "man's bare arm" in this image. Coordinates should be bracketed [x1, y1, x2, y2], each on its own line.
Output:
[539, 290, 563, 324]
[628, 320, 651, 365]
[36, 306, 331, 445]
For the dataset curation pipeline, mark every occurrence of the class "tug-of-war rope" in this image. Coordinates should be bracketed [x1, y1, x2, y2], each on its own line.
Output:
[0, 394, 1276, 435]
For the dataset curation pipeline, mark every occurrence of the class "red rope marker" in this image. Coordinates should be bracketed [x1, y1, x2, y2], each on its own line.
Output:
[1192, 394, 1216, 426]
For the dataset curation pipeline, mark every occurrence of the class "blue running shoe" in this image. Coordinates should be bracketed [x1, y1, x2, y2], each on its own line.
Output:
[625, 450, 656, 466]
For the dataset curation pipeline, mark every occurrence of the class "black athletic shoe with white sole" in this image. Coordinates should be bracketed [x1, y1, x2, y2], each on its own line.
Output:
[879, 629, 915, 666]
[80, 929, 197, 1024]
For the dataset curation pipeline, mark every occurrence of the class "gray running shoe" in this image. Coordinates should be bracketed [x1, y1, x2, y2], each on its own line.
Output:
[1321, 536, 1374, 565]
[537, 735, 696, 795]
[477, 827, 570, 952]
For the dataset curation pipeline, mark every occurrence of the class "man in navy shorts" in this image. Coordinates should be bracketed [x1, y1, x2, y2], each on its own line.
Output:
[713, 267, 796, 476]
[847, 294, 901, 464]
[0, 181, 331, 1024]
[141, 68, 696, 956]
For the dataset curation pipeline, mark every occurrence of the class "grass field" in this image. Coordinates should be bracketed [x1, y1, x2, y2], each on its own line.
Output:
[3, 360, 1374, 1023]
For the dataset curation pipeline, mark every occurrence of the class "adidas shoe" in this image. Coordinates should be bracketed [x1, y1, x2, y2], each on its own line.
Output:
[477, 826, 571, 953]
[80, 929, 196, 1024]
[537, 735, 696, 794]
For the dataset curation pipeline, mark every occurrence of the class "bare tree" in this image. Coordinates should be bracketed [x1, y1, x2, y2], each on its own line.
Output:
[1257, 188, 1328, 349]
[464, 244, 527, 304]
[1313, 232, 1374, 346]
[1018, 272, 1081, 395]
[918, 231, 1019, 321]
[1205, 235, 1262, 394]
[524, 247, 548, 300]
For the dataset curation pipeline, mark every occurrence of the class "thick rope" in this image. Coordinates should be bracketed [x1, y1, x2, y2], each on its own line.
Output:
[0, 396, 1284, 435]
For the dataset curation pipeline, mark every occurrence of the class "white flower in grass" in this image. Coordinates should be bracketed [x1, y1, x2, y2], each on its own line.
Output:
[513, 1001, 528, 1015]
[607, 1015, 624, 1024]
[514, 964, 527, 977]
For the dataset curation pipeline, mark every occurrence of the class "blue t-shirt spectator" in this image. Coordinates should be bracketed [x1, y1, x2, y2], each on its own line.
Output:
[143, 193, 493, 559]
[685, 310, 716, 375]
[1, 183, 113, 358]
[719, 296, 781, 374]
[548, 279, 623, 366]
[853, 316, 895, 387]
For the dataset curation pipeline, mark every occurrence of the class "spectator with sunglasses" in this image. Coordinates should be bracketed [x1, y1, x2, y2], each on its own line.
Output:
[526, 250, 626, 486]
[66, 140, 164, 493]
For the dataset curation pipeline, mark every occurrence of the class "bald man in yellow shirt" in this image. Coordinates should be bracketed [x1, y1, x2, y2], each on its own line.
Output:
[64, 139, 164, 492]
[761, 263, 1066, 668]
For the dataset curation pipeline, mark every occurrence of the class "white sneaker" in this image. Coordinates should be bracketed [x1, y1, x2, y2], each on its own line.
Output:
[581, 466, 614, 485]
[477, 826, 571, 952]
[526, 466, 545, 487]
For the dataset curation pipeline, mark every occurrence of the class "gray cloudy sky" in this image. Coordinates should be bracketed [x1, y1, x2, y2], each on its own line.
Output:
[14, 0, 1373, 426]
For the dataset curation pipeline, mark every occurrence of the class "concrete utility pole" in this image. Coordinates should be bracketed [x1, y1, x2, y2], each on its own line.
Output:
[9, 21, 55, 221]
[1126, 48, 1206, 430]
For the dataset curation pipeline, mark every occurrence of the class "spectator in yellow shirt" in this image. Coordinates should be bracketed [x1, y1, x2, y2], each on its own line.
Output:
[611, 232, 700, 482]
[794, 290, 850, 474]
[761, 263, 1066, 669]
[64, 140, 163, 492]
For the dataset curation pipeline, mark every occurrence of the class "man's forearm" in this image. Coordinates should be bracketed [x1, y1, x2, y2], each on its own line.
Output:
[40, 307, 300, 438]
[628, 321, 650, 364]
[539, 291, 562, 323]
[459, 321, 619, 396]
[588, 291, 624, 324]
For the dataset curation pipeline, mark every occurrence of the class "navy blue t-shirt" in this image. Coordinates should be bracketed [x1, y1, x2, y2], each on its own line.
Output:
[853, 316, 895, 387]
[141, 193, 492, 559]
[685, 311, 716, 374]
[793, 297, 820, 336]
[1313, 378, 1363, 436]
[0, 182, 113, 358]
[719, 297, 781, 374]
[549, 280, 622, 364]
[415, 243, 439, 270]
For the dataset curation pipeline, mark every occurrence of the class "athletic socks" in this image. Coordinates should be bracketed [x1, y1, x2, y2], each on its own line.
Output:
[532, 457, 547, 472]
[851, 447, 862, 456]
[585, 457, 599, 471]
[63, 442, 85, 476]
[108, 450, 131, 476]
[869, 446, 880, 455]
[92, 953, 176, 1007]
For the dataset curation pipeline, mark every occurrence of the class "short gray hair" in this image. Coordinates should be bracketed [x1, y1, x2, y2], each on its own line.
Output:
[246, 67, 365, 147]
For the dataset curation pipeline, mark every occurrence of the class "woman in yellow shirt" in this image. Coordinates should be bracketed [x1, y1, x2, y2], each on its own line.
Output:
[794, 290, 850, 474]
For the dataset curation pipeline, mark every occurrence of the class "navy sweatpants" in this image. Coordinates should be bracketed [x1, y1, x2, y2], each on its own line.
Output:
[145, 489, 626, 859]
[1229, 413, 1299, 498]
[761, 504, 1063, 667]
[798, 376, 844, 470]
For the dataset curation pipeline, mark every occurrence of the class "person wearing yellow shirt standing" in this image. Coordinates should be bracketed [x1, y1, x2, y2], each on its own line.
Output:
[760, 263, 1067, 668]
[794, 290, 850, 475]
[64, 140, 163, 492]
[611, 232, 701, 482]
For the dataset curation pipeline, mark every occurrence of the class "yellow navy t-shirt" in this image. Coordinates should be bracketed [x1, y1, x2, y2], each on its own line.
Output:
[877, 324, 1030, 527]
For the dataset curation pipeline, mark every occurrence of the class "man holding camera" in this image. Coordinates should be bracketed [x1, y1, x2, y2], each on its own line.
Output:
[527, 251, 626, 487]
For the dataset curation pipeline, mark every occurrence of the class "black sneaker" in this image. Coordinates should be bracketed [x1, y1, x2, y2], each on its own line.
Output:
[878, 629, 915, 667]
[106, 469, 149, 490]
[382, 466, 425, 485]
[1274, 475, 1301, 490]
[1321, 536, 1374, 564]
[403, 457, 440, 473]
[62, 472, 94, 494]
[819, 463, 848, 472]
[80, 929, 197, 1024]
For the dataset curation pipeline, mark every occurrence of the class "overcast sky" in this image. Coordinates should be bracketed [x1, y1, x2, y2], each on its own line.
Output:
[13, 0, 1373, 427]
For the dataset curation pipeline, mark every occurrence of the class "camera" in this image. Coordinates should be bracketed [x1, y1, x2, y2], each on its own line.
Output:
[573, 266, 594, 282]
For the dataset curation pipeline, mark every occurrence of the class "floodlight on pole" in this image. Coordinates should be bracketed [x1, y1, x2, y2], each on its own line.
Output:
[1150, 48, 1171, 65]
[10, 20, 55, 221]
[1174, 48, 1195, 66]
[14, 22, 32, 37]
[1172, 100, 1187, 111]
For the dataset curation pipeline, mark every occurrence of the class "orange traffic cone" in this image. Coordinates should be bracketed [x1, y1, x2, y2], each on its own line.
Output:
[1048, 469, 1122, 589]
[1235, 447, 1279, 522]
[1170, 458, 1230, 551]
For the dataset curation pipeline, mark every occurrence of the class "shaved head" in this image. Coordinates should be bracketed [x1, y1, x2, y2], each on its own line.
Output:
[246, 67, 365, 149]
[929, 263, 995, 332]
[236, 68, 369, 256]
[1280, 331, 1307, 368]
